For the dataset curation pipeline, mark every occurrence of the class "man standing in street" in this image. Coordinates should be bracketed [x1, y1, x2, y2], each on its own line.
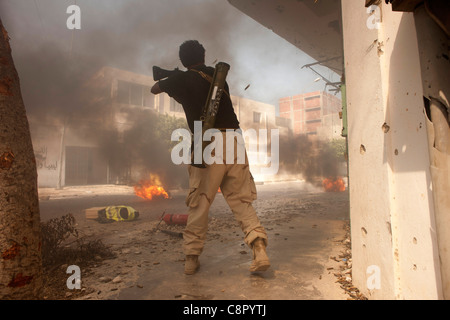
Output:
[151, 40, 270, 275]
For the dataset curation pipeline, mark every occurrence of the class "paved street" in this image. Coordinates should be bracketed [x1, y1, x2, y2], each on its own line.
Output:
[38, 180, 352, 300]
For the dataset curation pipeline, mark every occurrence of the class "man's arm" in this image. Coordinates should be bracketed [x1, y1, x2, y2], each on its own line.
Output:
[151, 82, 162, 95]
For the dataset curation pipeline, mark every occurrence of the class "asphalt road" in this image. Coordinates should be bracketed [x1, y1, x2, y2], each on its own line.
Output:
[38, 181, 352, 300]
[38, 181, 349, 223]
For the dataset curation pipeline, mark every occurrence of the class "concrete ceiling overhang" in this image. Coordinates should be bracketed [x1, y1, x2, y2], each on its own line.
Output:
[227, 0, 343, 75]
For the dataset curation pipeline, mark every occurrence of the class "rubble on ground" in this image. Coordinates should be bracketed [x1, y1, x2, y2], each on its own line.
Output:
[330, 223, 368, 300]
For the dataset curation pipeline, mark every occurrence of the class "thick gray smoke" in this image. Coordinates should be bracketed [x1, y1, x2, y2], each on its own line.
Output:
[278, 133, 343, 186]
[1, 0, 241, 118]
[0, 0, 343, 188]
[0, 0, 246, 188]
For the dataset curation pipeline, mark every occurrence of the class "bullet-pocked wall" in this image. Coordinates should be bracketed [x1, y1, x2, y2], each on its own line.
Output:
[342, 0, 442, 299]
[227, 0, 449, 299]
[414, 4, 450, 299]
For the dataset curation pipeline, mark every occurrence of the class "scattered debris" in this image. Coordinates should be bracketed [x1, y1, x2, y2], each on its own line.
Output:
[85, 207, 105, 220]
[154, 211, 186, 238]
[85, 206, 140, 223]
[331, 223, 368, 300]
[162, 213, 188, 226]
[160, 229, 183, 238]
[40, 183, 352, 300]
[99, 277, 112, 283]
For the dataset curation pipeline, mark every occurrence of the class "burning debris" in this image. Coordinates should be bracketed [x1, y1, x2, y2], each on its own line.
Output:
[134, 174, 170, 200]
[135, 184, 169, 200]
[322, 176, 346, 192]
[279, 134, 347, 188]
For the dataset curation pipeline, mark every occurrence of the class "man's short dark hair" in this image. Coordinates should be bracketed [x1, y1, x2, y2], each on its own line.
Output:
[179, 40, 205, 68]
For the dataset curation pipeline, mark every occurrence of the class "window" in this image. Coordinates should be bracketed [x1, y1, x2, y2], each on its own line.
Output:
[253, 112, 261, 123]
[143, 88, 154, 108]
[305, 119, 322, 123]
[65, 146, 107, 185]
[304, 95, 321, 109]
[304, 95, 320, 101]
[276, 116, 291, 128]
[130, 83, 142, 105]
[158, 95, 164, 113]
[170, 98, 183, 113]
[117, 80, 130, 104]
[117, 80, 153, 108]
[158, 95, 165, 113]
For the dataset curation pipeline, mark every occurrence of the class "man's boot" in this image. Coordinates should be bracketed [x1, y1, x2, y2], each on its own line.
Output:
[249, 238, 270, 272]
[185, 255, 200, 275]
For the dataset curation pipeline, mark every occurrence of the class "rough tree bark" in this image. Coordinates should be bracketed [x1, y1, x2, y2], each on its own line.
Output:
[0, 19, 42, 299]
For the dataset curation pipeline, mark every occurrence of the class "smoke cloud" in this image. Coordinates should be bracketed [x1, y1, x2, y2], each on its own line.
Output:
[1, 0, 243, 118]
[278, 133, 344, 186]
[1, 0, 249, 188]
[0, 0, 343, 188]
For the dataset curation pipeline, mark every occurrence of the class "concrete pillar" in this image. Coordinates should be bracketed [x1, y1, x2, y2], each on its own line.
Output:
[341, 0, 442, 299]
[414, 5, 450, 299]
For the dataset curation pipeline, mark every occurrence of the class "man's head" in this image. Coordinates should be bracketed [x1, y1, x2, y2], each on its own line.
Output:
[179, 40, 205, 68]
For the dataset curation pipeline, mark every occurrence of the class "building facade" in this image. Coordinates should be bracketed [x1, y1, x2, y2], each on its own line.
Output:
[279, 91, 342, 139]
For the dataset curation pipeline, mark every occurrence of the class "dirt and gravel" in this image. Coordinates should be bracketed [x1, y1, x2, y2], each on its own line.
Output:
[38, 180, 366, 300]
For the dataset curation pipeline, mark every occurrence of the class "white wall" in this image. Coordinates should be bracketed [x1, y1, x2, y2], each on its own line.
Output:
[414, 6, 450, 299]
[30, 122, 63, 188]
[342, 0, 442, 299]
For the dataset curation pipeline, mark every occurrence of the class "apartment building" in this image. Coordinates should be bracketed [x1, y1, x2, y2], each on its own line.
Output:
[279, 90, 342, 139]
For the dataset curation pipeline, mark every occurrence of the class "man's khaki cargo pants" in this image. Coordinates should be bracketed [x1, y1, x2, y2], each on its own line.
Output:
[183, 132, 268, 256]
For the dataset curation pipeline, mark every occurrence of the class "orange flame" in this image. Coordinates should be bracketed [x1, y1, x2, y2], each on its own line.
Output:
[322, 177, 346, 192]
[134, 174, 169, 200]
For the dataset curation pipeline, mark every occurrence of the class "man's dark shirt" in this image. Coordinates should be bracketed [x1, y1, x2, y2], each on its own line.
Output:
[158, 64, 240, 133]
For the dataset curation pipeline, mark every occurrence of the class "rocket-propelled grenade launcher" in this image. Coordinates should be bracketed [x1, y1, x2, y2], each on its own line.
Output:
[152, 66, 183, 81]
[195, 62, 230, 168]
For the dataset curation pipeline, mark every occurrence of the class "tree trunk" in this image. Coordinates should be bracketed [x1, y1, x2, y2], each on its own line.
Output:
[0, 19, 43, 299]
